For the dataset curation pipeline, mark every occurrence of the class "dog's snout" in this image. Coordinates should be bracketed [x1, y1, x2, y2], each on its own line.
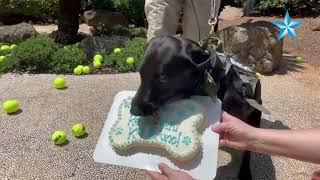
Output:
[130, 105, 144, 116]
[130, 101, 155, 116]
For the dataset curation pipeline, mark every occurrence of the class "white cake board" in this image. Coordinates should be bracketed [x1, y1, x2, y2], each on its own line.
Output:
[93, 91, 221, 180]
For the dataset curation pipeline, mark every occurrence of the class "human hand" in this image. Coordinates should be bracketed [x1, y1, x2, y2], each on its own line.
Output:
[211, 111, 257, 150]
[147, 163, 194, 180]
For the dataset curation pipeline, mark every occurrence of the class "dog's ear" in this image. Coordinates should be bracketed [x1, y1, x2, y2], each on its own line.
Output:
[184, 40, 211, 65]
[190, 48, 211, 65]
[245, 99, 271, 114]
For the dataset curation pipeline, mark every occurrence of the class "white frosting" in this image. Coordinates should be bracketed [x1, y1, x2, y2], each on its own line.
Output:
[109, 97, 207, 162]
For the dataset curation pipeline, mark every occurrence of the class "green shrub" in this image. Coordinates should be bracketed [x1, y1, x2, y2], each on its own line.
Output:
[87, 0, 115, 10]
[105, 37, 147, 72]
[0, 0, 58, 17]
[51, 43, 87, 73]
[92, 24, 147, 38]
[1, 35, 58, 73]
[112, 0, 146, 27]
[256, 0, 320, 15]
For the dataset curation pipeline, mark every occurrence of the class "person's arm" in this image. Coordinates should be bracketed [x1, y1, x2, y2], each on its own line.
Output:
[211, 112, 320, 164]
[249, 128, 320, 164]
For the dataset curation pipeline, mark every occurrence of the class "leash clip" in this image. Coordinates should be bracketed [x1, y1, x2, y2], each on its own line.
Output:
[208, 17, 217, 35]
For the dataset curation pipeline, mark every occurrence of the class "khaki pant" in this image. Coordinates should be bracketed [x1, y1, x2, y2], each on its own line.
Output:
[145, 0, 211, 42]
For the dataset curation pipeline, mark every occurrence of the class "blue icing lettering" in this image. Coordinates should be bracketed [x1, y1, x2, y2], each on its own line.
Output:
[115, 127, 123, 135]
[128, 127, 139, 142]
[123, 99, 131, 109]
[128, 115, 139, 126]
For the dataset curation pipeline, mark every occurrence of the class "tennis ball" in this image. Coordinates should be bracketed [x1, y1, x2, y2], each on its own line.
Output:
[10, 44, 17, 50]
[53, 77, 66, 89]
[1, 45, 10, 54]
[77, 65, 84, 70]
[114, 48, 121, 54]
[93, 61, 101, 69]
[51, 131, 67, 145]
[94, 54, 103, 63]
[73, 67, 83, 75]
[296, 56, 303, 63]
[3, 99, 20, 114]
[126, 57, 135, 65]
[256, 72, 262, 79]
[83, 66, 90, 74]
[0, 55, 6, 62]
[72, 123, 86, 137]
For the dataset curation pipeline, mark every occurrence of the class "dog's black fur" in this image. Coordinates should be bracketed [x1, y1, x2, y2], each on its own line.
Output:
[130, 36, 262, 179]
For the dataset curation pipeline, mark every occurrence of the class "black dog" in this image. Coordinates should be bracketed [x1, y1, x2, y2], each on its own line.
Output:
[130, 36, 267, 179]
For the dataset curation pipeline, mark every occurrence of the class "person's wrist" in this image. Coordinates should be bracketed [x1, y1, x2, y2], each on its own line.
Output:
[246, 127, 261, 152]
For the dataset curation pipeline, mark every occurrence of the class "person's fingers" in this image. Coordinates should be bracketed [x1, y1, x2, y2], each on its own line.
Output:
[147, 170, 167, 180]
[158, 163, 175, 176]
[221, 111, 236, 122]
[219, 139, 246, 150]
[211, 122, 229, 134]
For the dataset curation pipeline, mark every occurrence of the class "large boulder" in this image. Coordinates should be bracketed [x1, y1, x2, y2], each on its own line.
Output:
[81, 35, 130, 59]
[216, 21, 283, 74]
[0, 23, 38, 43]
[312, 16, 320, 31]
[84, 10, 128, 28]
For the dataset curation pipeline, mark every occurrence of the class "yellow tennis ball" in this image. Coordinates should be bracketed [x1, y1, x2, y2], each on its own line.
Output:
[126, 57, 135, 65]
[2, 99, 20, 114]
[83, 66, 90, 74]
[72, 123, 86, 137]
[51, 131, 67, 145]
[256, 72, 262, 79]
[77, 65, 84, 70]
[94, 54, 104, 63]
[114, 48, 121, 54]
[295, 56, 303, 63]
[53, 77, 66, 89]
[10, 44, 17, 50]
[74, 67, 83, 75]
[0, 55, 6, 62]
[1, 45, 10, 53]
[93, 61, 101, 69]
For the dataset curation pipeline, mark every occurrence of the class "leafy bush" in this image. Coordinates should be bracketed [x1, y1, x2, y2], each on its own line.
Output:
[105, 37, 147, 72]
[1, 35, 58, 73]
[113, 0, 146, 27]
[0, 0, 58, 17]
[92, 24, 147, 38]
[256, 0, 320, 15]
[84, 0, 115, 11]
[50, 43, 87, 73]
[82, 0, 146, 27]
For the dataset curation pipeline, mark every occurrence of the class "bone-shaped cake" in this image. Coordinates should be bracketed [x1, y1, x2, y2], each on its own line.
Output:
[109, 97, 207, 162]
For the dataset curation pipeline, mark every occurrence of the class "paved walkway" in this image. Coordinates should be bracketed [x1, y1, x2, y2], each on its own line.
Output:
[0, 61, 319, 179]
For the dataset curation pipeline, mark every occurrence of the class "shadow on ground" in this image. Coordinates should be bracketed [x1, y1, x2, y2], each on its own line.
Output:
[266, 55, 306, 76]
[214, 118, 290, 180]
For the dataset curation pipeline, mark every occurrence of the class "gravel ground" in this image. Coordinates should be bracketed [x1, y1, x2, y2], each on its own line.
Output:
[0, 61, 320, 179]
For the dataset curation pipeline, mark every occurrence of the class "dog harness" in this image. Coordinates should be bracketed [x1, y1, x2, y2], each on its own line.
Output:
[191, 45, 270, 114]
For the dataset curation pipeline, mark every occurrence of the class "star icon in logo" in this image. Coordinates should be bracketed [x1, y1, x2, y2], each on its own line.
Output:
[272, 10, 302, 40]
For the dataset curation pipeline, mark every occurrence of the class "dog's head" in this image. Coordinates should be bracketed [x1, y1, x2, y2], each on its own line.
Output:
[130, 36, 210, 116]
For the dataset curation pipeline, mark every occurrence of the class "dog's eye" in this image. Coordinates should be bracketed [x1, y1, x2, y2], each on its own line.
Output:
[159, 74, 168, 83]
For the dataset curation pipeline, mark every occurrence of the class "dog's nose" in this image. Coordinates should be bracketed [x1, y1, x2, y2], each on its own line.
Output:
[130, 103, 155, 116]
[130, 105, 144, 116]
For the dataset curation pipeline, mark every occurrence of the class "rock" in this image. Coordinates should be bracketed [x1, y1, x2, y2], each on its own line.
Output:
[81, 36, 130, 59]
[216, 21, 283, 74]
[312, 16, 320, 31]
[84, 10, 128, 28]
[0, 23, 38, 43]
